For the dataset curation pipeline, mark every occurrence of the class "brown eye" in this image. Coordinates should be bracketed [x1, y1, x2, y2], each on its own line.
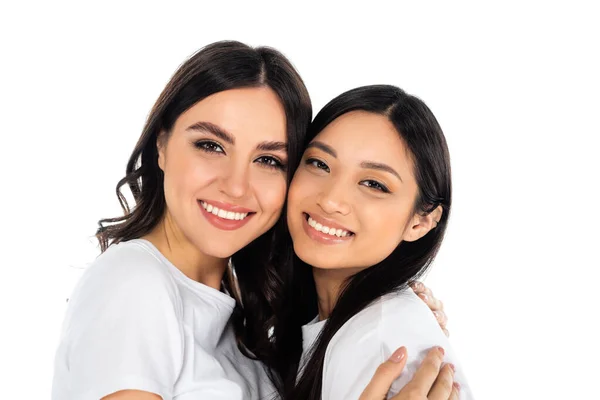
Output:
[360, 180, 390, 193]
[195, 140, 225, 154]
[306, 158, 330, 173]
[255, 156, 286, 171]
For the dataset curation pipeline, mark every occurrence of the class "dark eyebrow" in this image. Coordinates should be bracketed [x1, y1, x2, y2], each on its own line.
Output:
[360, 161, 403, 182]
[306, 141, 337, 158]
[186, 121, 235, 145]
[257, 141, 288, 153]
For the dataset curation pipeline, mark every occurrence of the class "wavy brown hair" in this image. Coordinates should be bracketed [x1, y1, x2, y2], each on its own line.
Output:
[96, 41, 312, 393]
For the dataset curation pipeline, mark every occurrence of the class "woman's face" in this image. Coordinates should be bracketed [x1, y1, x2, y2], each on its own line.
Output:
[157, 87, 288, 259]
[287, 111, 436, 271]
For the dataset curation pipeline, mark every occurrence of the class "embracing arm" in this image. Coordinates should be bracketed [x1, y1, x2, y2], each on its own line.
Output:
[102, 391, 163, 400]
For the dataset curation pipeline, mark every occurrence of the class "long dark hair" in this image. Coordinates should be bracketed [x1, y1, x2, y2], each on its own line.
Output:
[281, 85, 452, 399]
[96, 41, 312, 392]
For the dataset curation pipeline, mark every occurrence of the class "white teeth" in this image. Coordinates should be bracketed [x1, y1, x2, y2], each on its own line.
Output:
[307, 216, 351, 238]
[200, 201, 251, 221]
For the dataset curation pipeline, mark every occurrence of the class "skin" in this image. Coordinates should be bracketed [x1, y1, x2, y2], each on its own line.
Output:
[361, 347, 460, 400]
[101, 95, 451, 400]
[103, 87, 289, 400]
[287, 111, 442, 319]
[145, 87, 289, 289]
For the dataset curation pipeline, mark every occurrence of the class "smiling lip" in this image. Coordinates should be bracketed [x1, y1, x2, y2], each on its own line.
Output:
[198, 200, 255, 231]
[201, 200, 254, 213]
[301, 212, 354, 245]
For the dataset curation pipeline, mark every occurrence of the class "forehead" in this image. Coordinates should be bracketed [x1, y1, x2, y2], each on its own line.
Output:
[314, 111, 412, 168]
[175, 87, 287, 142]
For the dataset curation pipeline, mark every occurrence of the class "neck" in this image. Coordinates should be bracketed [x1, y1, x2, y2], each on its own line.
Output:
[312, 266, 361, 320]
[144, 212, 228, 290]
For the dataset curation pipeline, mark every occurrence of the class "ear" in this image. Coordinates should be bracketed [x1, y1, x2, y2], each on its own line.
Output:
[157, 131, 167, 171]
[402, 205, 443, 242]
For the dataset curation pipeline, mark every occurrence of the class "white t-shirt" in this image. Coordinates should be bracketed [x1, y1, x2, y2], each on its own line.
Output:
[301, 289, 474, 399]
[52, 239, 275, 400]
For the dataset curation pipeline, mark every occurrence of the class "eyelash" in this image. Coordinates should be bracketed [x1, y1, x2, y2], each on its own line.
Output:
[255, 156, 286, 171]
[195, 140, 224, 153]
[305, 157, 390, 193]
[359, 180, 390, 193]
[306, 157, 330, 173]
[194, 140, 286, 171]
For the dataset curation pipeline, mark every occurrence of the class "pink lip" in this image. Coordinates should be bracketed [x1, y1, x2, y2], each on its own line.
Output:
[198, 201, 255, 231]
[202, 200, 254, 213]
[301, 213, 354, 245]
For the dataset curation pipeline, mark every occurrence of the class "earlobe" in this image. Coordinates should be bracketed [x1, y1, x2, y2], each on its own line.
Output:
[403, 205, 443, 242]
[157, 132, 166, 171]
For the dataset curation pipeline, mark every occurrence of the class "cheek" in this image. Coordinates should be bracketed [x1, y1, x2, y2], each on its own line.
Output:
[165, 153, 216, 199]
[254, 173, 287, 215]
[288, 169, 318, 210]
[356, 205, 409, 260]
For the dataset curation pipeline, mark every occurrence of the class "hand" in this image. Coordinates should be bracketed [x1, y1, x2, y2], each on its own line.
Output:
[410, 282, 449, 337]
[359, 347, 460, 400]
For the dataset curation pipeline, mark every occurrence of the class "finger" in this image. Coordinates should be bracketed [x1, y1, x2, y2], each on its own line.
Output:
[359, 347, 408, 400]
[449, 383, 461, 400]
[420, 292, 443, 312]
[433, 310, 448, 328]
[442, 328, 450, 338]
[427, 363, 454, 400]
[405, 347, 445, 395]
[409, 281, 425, 294]
[421, 283, 433, 299]
[418, 293, 444, 321]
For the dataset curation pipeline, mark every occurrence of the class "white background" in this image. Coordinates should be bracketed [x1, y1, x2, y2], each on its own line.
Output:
[1, 1, 598, 399]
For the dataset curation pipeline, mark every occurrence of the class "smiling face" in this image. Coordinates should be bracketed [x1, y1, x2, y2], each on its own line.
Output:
[157, 87, 289, 259]
[287, 110, 439, 271]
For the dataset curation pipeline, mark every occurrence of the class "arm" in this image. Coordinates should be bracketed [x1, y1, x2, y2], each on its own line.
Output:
[102, 391, 163, 400]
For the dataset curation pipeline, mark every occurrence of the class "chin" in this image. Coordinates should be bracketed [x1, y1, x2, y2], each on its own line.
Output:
[195, 240, 242, 260]
[293, 243, 346, 270]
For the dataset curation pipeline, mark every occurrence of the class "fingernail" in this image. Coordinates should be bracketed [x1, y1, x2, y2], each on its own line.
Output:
[448, 363, 455, 373]
[433, 310, 440, 319]
[437, 346, 445, 356]
[389, 347, 406, 363]
[419, 293, 428, 302]
[453, 382, 461, 391]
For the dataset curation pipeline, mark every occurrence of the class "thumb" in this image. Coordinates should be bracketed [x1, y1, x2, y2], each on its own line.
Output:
[359, 347, 408, 400]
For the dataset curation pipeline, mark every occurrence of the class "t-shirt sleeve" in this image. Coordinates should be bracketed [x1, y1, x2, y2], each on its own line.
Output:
[319, 291, 474, 400]
[318, 303, 387, 400]
[59, 249, 184, 400]
[381, 290, 474, 400]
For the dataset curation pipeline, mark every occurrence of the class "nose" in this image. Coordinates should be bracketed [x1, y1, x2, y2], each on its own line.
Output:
[220, 162, 250, 199]
[316, 180, 351, 216]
